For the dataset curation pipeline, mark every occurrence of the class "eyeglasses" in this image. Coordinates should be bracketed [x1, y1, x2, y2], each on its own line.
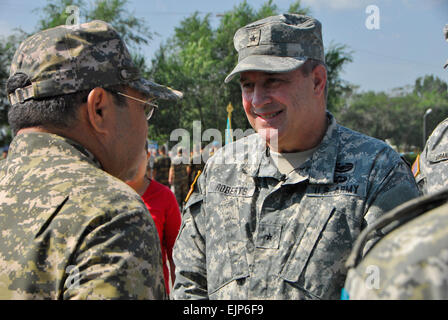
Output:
[108, 90, 158, 120]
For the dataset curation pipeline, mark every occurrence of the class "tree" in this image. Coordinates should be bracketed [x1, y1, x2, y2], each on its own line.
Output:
[325, 43, 354, 112]
[337, 75, 448, 151]
[34, 0, 153, 51]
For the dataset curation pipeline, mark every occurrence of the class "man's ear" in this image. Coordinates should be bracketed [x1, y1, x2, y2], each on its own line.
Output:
[86, 87, 112, 134]
[312, 64, 327, 97]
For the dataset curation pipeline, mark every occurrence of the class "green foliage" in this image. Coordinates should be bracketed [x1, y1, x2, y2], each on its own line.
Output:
[325, 43, 354, 112]
[337, 75, 448, 151]
[34, 0, 152, 50]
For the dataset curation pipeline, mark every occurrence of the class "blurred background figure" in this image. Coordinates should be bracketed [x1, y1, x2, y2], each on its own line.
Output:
[153, 145, 171, 187]
[126, 143, 181, 297]
[169, 147, 190, 209]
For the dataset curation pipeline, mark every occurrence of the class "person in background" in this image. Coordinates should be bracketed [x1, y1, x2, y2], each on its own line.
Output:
[127, 142, 181, 297]
[153, 145, 171, 187]
[169, 147, 189, 209]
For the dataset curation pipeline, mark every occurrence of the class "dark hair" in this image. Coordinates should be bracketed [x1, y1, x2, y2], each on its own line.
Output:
[6, 72, 127, 135]
[300, 59, 328, 102]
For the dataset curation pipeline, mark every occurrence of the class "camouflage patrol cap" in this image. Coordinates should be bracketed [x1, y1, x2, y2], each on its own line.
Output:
[444, 24, 448, 69]
[8, 20, 182, 105]
[224, 14, 325, 83]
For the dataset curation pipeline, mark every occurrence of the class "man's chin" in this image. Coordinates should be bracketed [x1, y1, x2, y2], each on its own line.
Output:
[256, 127, 280, 149]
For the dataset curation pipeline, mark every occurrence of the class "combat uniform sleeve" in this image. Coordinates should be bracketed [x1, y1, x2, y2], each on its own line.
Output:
[63, 206, 166, 300]
[361, 153, 420, 255]
[172, 173, 208, 300]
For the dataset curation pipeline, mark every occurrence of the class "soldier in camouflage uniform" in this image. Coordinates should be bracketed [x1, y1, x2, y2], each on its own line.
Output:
[187, 145, 205, 185]
[169, 147, 190, 209]
[172, 14, 419, 300]
[0, 20, 182, 299]
[343, 24, 448, 300]
[413, 25, 448, 195]
[153, 146, 171, 187]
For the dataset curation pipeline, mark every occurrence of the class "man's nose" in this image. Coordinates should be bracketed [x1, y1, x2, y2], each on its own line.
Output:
[251, 84, 272, 109]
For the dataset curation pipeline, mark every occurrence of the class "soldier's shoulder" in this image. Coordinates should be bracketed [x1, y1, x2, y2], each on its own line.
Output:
[347, 187, 448, 271]
[345, 188, 448, 299]
[338, 125, 396, 154]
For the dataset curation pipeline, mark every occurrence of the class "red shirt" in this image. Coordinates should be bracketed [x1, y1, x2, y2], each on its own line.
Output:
[141, 179, 181, 295]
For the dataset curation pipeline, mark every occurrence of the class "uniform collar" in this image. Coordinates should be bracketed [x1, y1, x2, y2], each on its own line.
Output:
[8, 132, 102, 169]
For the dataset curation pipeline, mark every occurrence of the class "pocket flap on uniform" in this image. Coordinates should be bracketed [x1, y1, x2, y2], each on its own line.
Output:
[280, 207, 336, 282]
[428, 152, 448, 164]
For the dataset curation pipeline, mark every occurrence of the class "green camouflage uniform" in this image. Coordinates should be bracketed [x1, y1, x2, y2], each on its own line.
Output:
[1, 20, 183, 300]
[0, 133, 166, 299]
[343, 24, 448, 300]
[153, 155, 171, 187]
[415, 118, 448, 194]
[171, 155, 189, 208]
[173, 113, 420, 300]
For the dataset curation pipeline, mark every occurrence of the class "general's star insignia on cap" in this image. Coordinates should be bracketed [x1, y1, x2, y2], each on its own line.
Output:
[248, 29, 261, 47]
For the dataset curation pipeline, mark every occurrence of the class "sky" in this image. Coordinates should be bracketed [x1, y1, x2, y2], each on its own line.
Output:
[0, 0, 447, 93]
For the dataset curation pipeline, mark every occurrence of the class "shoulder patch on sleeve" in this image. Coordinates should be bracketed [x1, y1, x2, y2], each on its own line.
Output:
[412, 154, 420, 177]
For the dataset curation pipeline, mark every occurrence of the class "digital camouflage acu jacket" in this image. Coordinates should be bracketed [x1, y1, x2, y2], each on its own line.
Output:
[344, 187, 448, 299]
[415, 117, 448, 195]
[173, 113, 420, 300]
[0, 133, 166, 299]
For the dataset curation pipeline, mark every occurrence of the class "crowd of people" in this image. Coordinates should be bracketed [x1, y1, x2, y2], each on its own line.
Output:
[0, 14, 447, 300]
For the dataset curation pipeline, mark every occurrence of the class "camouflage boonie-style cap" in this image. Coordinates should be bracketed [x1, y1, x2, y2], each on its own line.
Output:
[444, 24, 448, 69]
[225, 14, 325, 83]
[8, 20, 182, 105]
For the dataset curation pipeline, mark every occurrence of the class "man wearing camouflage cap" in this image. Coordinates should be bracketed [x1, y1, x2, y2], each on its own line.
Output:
[0, 20, 182, 299]
[172, 14, 419, 300]
[413, 24, 448, 195]
[343, 24, 448, 300]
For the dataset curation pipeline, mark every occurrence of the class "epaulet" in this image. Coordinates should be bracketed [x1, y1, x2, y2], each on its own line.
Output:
[411, 154, 420, 177]
[184, 170, 202, 203]
[345, 187, 448, 269]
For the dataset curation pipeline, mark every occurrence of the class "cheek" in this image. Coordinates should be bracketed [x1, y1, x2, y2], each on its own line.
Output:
[242, 97, 254, 119]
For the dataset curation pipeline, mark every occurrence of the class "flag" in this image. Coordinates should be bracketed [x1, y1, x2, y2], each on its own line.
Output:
[225, 103, 234, 145]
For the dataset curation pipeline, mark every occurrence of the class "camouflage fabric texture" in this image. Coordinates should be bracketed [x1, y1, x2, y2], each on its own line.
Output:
[8, 20, 182, 105]
[415, 117, 448, 194]
[225, 14, 325, 83]
[344, 188, 448, 299]
[153, 155, 171, 187]
[171, 156, 190, 208]
[0, 133, 166, 299]
[172, 113, 420, 300]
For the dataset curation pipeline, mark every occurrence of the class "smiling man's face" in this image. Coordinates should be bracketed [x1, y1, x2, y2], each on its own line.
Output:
[240, 66, 327, 153]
